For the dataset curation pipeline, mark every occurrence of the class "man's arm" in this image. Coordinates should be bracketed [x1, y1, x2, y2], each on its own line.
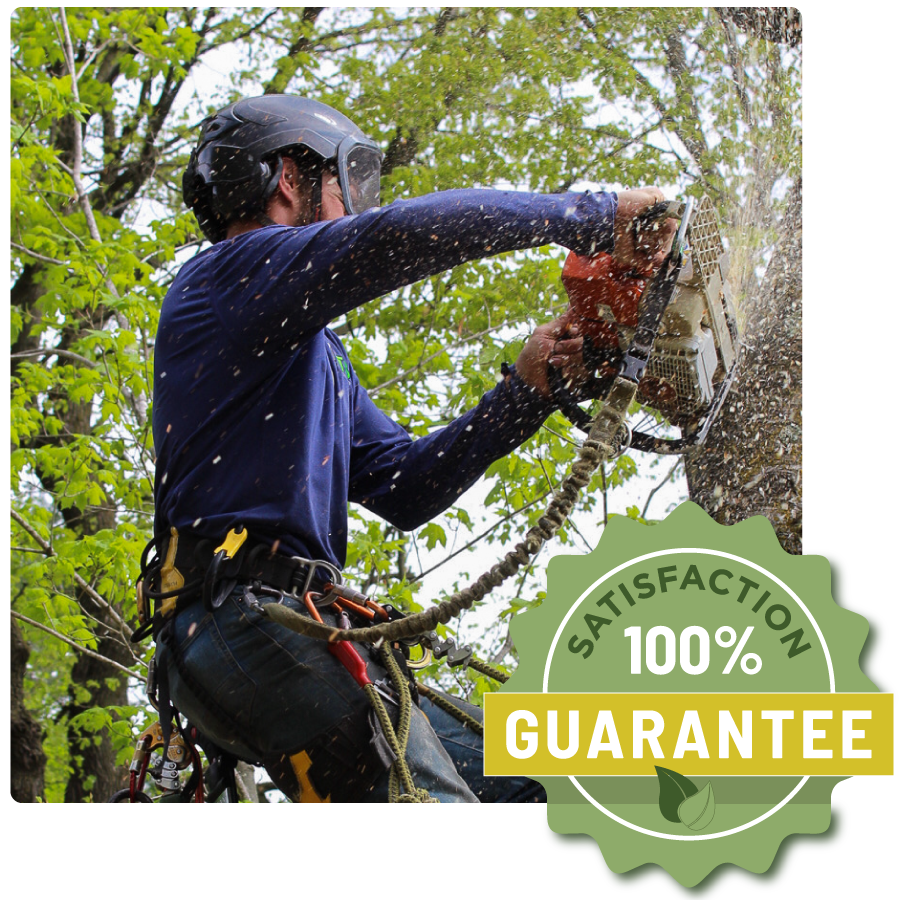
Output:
[347, 363, 554, 531]
[207, 188, 617, 348]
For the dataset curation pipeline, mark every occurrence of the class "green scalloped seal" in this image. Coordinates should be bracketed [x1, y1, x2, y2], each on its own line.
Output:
[506, 501, 879, 886]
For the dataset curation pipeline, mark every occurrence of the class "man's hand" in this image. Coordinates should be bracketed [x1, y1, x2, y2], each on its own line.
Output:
[612, 187, 677, 275]
[514, 313, 590, 400]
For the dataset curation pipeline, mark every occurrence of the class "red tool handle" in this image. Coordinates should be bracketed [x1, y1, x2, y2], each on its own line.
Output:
[305, 592, 372, 688]
[328, 640, 372, 688]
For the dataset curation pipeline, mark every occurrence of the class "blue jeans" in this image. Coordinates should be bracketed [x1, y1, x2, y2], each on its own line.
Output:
[155, 589, 544, 803]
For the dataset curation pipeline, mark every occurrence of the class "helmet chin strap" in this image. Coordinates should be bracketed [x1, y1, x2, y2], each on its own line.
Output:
[312, 171, 324, 223]
[254, 157, 329, 228]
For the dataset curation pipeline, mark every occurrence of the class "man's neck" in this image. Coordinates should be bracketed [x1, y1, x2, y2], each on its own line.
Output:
[225, 219, 265, 240]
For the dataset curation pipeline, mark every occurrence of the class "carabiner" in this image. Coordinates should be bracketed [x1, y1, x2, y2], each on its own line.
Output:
[404, 646, 433, 671]
[289, 556, 343, 600]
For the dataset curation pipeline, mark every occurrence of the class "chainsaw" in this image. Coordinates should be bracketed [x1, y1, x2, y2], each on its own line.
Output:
[552, 195, 740, 454]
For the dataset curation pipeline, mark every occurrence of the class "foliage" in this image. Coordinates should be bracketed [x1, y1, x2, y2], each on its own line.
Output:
[10, 7, 800, 799]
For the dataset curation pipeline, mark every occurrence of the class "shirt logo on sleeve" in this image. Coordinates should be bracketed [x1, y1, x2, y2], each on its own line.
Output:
[336, 355, 352, 381]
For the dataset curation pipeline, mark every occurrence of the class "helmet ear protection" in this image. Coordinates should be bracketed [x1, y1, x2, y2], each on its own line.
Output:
[183, 95, 382, 243]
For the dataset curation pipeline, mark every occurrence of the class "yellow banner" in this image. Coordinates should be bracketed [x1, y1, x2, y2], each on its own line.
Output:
[483, 693, 893, 776]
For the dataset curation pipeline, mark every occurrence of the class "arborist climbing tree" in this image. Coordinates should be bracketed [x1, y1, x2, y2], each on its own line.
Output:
[10, 8, 800, 802]
[139, 93, 676, 802]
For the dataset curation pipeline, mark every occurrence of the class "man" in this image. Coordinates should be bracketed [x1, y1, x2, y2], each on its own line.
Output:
[149, 94, 673, 802]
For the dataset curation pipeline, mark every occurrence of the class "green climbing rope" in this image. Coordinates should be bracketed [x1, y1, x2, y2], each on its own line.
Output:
[417, 682, 484, 737]
[379, 644, 437, 803]
[467, 657, 509, 684]
[261, 381, 637, 804]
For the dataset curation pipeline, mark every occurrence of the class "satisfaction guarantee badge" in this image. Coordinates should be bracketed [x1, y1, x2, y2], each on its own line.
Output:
[485, 502, 894, 886]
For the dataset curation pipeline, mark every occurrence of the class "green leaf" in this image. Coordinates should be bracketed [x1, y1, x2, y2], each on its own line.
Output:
[655, 765, 698, 823]
[420, 522, 447, 550]
[678, 781, 716, 831]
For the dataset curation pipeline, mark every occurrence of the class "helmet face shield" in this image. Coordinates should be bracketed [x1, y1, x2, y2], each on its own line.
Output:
[336, 136, 381, 215]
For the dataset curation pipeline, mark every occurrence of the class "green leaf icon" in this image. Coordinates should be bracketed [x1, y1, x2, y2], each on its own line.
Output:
[655, 766, 699, 823]
[678, 782, 716, 831]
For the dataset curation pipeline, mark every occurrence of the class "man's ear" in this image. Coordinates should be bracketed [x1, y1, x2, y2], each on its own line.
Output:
[274, 156, 298, 201]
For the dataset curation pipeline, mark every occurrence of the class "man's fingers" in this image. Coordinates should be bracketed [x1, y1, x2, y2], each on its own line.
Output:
[537, 314, 574, 341]
[613, 186, 678, 273]
[552, 337, 583, 355]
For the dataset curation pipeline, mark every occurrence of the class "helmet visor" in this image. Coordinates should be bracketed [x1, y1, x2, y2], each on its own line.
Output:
[337, 137, 382, 215]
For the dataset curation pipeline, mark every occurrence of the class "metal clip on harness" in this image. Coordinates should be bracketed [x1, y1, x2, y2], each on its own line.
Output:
[202, 526, 248, 612]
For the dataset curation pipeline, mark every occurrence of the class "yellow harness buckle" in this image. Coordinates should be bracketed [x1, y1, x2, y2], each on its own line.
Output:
[215, 526, 248, 560]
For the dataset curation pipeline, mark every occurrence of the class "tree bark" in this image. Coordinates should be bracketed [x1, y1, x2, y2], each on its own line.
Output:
[235, 762, 260, 802]
[714, 8, 802, 48]
[685, 178, 802, 553]
[11, 620, 47, 802]
[58, 493, 131, 802]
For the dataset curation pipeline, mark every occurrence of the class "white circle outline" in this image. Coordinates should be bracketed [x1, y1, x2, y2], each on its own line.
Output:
[543, 547, 834, 841]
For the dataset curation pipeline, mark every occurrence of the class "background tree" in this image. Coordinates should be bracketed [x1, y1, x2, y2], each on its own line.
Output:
[10, 7, 800, 800]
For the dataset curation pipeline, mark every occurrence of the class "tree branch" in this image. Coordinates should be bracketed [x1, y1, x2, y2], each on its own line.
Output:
[58, 8, 104, 245]
[262, 7, 325, 94]
[10, 508, 132, 637]
[640, 458, 682, 520]
[410, 487, 554, 583]
[12, 611, 143, 679]
[10, 241, 63, 266]
[714, 8, 801, 47]
[661, 26, 719, 190]
[11, 347, 98, 368]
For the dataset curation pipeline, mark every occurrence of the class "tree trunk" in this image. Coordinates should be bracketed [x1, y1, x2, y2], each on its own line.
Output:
[11, 620, 46, 802]
[714, 8, 802, 48]
[685, 178, 802, 553]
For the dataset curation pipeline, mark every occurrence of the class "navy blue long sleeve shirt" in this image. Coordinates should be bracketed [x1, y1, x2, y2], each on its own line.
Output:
[152, 188, 617, 566]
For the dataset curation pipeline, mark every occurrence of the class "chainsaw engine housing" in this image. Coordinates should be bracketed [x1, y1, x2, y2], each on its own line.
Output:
[561, 195, 739, 438]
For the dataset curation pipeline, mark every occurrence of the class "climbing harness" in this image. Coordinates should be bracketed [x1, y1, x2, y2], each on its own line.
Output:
[131, 527, 343, 642]
[122, 197, 739, 803]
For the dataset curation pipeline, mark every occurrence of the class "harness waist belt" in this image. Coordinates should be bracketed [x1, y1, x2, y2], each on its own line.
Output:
[166, 530, 330, 595]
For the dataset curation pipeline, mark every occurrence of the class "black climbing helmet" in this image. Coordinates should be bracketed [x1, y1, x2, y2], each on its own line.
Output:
[183, 94, 383, 243]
